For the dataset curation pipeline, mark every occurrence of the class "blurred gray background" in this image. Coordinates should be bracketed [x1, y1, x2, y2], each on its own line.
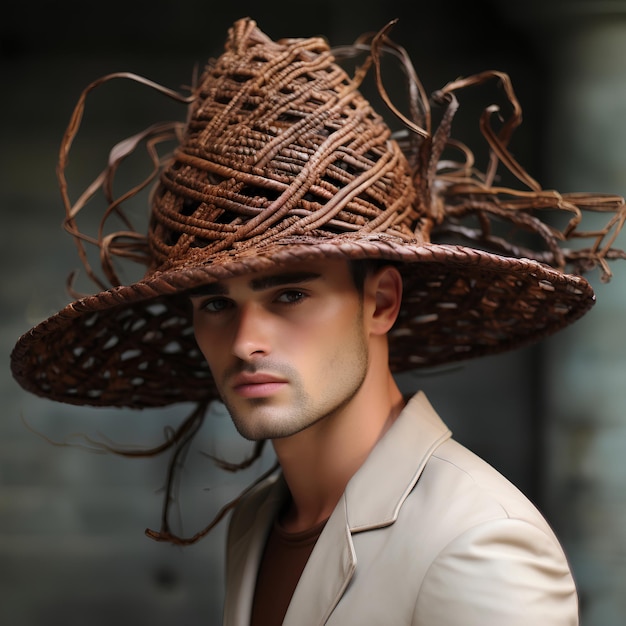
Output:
[2, 0, 626, 624]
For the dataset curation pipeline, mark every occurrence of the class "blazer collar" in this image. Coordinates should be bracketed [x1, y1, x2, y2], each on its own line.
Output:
[345, 391, 451, 531]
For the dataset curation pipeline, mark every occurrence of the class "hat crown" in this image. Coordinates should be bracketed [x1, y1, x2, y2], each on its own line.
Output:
[148, 18, 419, 272]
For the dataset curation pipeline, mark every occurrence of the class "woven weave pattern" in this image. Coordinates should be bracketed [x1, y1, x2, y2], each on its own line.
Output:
[10, 242, 592, 408]
[392, 251, 591, 370]
[149, 19, 418, 272]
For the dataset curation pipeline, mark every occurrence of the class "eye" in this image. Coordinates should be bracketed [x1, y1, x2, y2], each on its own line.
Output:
[197, 297, 233, 313]
[275, 289, 307, 304]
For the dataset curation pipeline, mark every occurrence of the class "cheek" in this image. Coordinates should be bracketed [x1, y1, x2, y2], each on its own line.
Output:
[307, 293, 363, 329]
[295, 301, 365, 361]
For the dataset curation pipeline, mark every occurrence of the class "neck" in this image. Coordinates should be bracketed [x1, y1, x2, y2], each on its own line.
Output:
[272, 365, 404, 533]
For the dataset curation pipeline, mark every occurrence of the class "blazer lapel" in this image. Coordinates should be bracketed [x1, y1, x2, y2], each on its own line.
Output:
[223, 474, 288, 626]
[282, 494, 356, 626]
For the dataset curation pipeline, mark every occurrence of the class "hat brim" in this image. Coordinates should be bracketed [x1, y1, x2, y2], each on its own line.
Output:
[10, 237, 594, 408]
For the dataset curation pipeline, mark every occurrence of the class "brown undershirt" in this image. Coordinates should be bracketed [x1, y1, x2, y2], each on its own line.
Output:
[250, 516, 327, 626]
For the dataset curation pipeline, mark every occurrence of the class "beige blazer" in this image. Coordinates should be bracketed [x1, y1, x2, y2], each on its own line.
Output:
[223, 392, 579, 625]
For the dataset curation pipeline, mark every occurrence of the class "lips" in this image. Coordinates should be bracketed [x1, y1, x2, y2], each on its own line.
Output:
[231, 372, 288, 398]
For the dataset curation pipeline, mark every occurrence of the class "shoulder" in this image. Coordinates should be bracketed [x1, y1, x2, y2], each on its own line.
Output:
[404, 439, 579, 623]
[376, 434, 569, 558]
[423, 437, 556, 532]
[395, 436, 565, 547]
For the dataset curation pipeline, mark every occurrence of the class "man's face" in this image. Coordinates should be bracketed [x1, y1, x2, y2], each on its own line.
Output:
[190, 258, 369, 441]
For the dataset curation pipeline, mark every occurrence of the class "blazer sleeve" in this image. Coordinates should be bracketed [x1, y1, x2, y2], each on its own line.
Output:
[413, 517, 579, 625]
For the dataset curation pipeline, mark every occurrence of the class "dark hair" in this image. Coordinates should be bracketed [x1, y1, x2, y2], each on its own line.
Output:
[348, 259, 391, 292]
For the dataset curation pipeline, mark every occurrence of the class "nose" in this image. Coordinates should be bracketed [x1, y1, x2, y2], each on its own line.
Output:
[232, 302, 272, 361]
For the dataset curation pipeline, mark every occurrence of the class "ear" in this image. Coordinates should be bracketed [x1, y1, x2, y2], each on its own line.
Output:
[366, 265, 403, 336]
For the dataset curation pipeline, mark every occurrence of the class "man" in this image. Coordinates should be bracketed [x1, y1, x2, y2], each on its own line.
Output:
[192, 257, 576, 625]
[11, 16, 626, 625]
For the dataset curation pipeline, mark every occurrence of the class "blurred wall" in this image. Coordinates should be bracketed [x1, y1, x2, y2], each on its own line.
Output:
[1, 1, 624, 624]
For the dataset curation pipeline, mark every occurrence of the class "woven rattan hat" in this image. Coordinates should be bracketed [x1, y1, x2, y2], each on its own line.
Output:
[11, 17, 626, 410]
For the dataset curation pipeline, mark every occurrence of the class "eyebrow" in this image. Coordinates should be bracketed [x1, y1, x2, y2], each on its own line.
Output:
[188, 271, 321, 297]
